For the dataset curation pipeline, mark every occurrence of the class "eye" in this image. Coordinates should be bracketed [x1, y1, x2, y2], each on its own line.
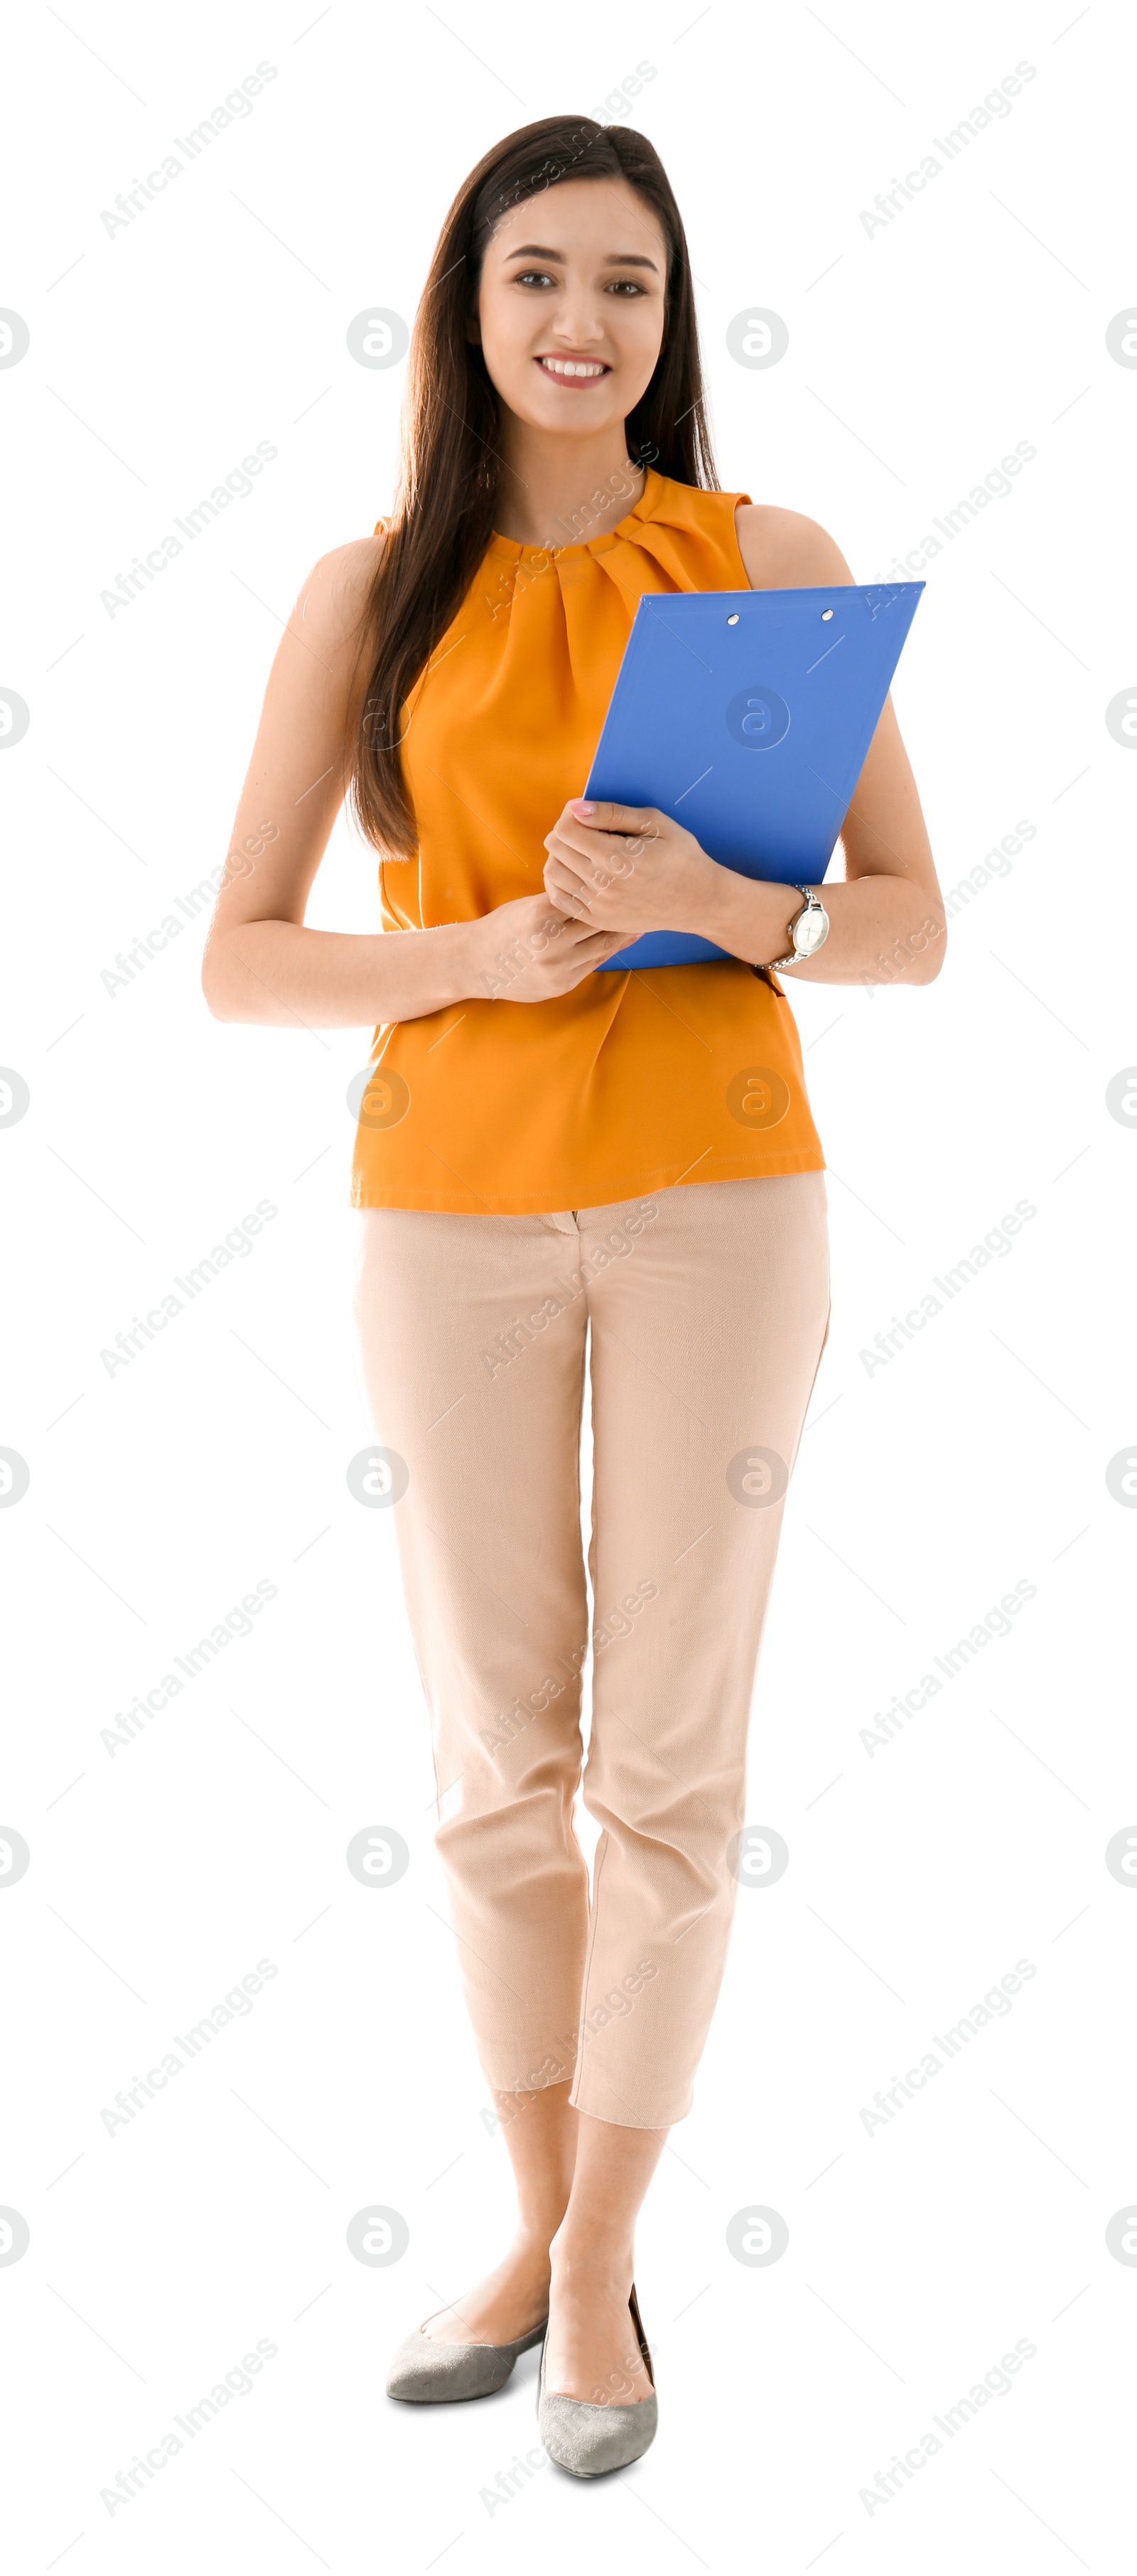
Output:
[512, 269, 556, 289]
[606, 279, 646, 295]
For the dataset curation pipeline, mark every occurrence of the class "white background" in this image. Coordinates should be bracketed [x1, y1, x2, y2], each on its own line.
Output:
[2, 2, 1135, 2568]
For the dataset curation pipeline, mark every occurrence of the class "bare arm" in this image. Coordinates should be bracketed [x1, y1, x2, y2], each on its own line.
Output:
[201, 539, 625, 1029]
[542, 507, 947, 989]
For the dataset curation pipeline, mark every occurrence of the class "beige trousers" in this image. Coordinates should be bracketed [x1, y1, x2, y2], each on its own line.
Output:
[353, 1174, 829, 2129]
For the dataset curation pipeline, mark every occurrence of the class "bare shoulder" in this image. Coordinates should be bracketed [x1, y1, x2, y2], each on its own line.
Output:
[734, 502, 854, 593]
[291, 532, 385, 657]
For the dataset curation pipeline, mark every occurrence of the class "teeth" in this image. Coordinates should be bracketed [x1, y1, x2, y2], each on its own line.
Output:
[540, 358, 606, 377]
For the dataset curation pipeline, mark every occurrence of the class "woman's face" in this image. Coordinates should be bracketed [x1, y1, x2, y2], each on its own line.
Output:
[473, 176, 668, 443]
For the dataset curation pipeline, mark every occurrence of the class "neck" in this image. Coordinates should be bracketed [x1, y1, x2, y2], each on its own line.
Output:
[492, 417, 646, 548]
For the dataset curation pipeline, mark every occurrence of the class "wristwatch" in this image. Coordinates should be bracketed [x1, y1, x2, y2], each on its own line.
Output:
[758, 886, 830, 973]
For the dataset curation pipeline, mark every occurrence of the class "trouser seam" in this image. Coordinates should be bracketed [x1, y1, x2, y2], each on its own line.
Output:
[571, 1828, 610, 2095]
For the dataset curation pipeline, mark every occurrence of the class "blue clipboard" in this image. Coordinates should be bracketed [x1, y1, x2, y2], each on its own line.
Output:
[586, 581, 924, 968]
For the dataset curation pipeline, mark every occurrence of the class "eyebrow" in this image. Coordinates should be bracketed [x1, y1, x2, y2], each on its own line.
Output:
[505, 244, 660, 272]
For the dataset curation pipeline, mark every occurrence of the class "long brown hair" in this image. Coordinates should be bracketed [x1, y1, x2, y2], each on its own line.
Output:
[347, 115, 719, 857]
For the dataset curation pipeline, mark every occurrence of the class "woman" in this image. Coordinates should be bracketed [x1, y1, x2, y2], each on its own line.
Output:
[203, 114, 944, 2478]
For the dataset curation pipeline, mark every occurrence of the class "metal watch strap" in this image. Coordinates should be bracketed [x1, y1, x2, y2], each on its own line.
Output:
[757, 886, 816, 976]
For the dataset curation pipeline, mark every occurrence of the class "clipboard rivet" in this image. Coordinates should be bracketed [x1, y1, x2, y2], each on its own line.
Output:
[821, 608, 834, 621]
[727, 613, 739, 625]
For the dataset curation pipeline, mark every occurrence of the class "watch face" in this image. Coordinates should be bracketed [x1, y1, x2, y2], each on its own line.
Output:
[794, 903, 828, 955]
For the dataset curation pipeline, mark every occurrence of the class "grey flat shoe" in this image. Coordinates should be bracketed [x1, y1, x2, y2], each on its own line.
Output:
[538, 2283, 658, 2477]
[386, 2307, 548, 2403]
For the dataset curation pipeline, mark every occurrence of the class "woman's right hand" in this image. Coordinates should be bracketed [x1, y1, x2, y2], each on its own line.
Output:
[202, 540, 630, 1032]
[468, 893, 628, 1002]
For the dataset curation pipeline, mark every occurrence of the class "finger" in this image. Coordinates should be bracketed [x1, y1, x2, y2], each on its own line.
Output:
[566, 798, 659, 834]
[544, 825, 638, 878]
[543, 857, 595, 909]
[544, 877, 590, 918]
[543, 831, 597, 876]
[567, 928, 628, 962]
[548, 891, 597, 928]
[564, 918, 613, 944]
[529, 906, 598, 946]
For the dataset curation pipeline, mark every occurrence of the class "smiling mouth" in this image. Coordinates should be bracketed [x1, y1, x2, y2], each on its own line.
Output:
[537, 355, 610, 382]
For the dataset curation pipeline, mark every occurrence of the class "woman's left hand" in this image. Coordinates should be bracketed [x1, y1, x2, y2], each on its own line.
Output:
[541, 798, 718, 940]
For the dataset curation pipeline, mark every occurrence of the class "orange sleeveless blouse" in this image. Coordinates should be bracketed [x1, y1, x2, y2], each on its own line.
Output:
[351, 468, 824, 1214]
